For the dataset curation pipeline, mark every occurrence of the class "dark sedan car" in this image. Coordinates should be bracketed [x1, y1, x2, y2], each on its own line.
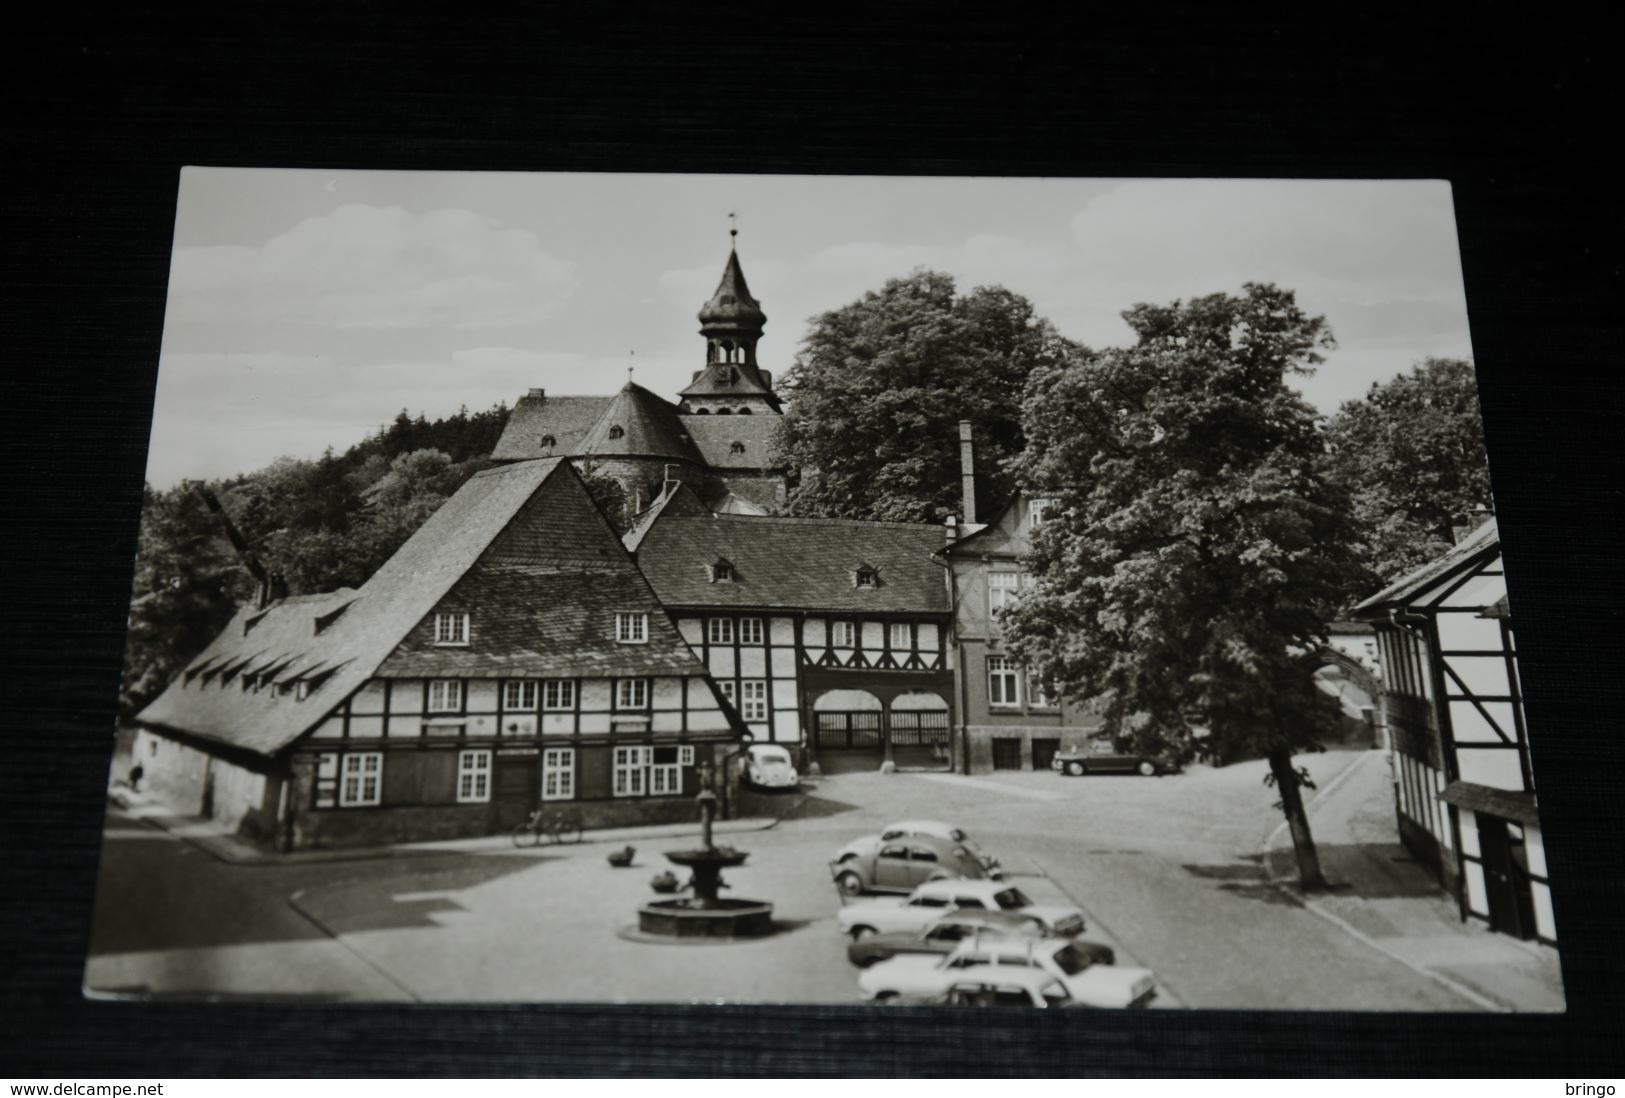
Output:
[847, 910, 1116, 968]
[1051, 740, 1178, 777]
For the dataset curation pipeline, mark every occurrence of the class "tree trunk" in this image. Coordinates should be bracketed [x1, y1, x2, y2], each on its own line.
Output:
[1267, 747, 1328, 892]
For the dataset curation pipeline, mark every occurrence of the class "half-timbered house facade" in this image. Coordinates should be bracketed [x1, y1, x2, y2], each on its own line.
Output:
[134, 459, 746, 851]
[628, 484, 957, 772]
[1353, 519, 1554, 945]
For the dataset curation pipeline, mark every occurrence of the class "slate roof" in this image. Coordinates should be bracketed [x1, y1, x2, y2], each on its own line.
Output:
[1352, 518, 1500, 617]
[491, 392, 613, 461]
[138, 459, 701, 756]
[635, 512, 950, 613]
[678, 363, 780, 403]
[682, 413, 783, 470]
[574, 382, 700, 460]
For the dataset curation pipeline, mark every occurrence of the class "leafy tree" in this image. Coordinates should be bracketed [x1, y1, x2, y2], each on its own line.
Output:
[774, 270, 1080, 522]
[1322, 358, 1492, 582]
[1001, 283, 1371, 891]
[119, 483, 251, 717]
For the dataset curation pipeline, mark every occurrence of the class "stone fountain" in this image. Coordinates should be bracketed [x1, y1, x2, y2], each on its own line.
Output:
[637, 760, 774, 939]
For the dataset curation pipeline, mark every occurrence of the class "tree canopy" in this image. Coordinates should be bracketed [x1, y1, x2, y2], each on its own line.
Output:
[773, 270, 1081, 523]
[1000, 283, 1371, 889]
[1322, 357, 1492, 583]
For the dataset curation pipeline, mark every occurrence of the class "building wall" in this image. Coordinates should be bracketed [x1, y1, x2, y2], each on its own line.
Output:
[286, 738, 738, 850]
[131, 727, 285, 843]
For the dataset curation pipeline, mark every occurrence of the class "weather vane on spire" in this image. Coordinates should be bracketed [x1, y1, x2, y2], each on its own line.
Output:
[729, 210, 737, 245]
[628, 349, 635, 382]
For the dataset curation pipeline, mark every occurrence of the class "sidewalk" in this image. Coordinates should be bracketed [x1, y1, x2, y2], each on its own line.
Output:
[107, 786, 780, 868]
[1264, 751, 1565, 1012]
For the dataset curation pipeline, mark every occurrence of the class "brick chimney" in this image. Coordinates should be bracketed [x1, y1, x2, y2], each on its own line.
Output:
[527, 387, 546, 400]
[958, 420, 977, 525]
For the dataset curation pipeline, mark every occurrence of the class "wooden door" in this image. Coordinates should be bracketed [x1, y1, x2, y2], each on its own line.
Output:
[1476, 815, 1532, 939]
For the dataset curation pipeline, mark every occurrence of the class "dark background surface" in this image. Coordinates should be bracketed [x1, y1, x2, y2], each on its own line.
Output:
[4, 3, 1622, 1078]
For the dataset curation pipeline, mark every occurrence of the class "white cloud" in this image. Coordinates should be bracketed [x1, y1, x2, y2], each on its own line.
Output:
[167, 204, 578, 330]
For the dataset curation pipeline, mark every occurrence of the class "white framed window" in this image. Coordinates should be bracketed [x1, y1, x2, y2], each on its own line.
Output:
[710, 559, 734, 582]
[680, 745, 695, 766]
[616, 611, 649, 644]
[708, 617, 734, 645]
[740, 679, 768, 722]
[613, 745, 649, 796]
[457, 749, 492, 803]
[503, 680, 538, 710]
[833, 620, 857, 648]
[542, 747, 576, 800]
[988, 571, 1021, 613]
[427, 679, 463, 713]
[616, 678, 650, 710]
[542, 679, 576, 711]
[855, 568, 878, 589]
[889, 622, 912, 651]
[988, 657, 1021, 708]
[718, 680, 737, 706]
[434, 611, 470, 646]
[339, 752, 382, 807]
[314, 752, 339, 808]
[738, 617, 764, 645]
[1029, 498, 1054, 527]
[650, 745, 682, 794]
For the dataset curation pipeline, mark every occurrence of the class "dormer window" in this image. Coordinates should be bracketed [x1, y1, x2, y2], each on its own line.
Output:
[854, 566, 879, 589]
[616, 611, 649, 644]
[709, 558, 735, 583]
[608, 425, 625, 440]
[539, 434, 556, 450]
[729, 441, 746, 455]
[434, 612, 470, 646]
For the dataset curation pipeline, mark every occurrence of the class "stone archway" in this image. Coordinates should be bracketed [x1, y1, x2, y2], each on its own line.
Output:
[809, 689, 885, 773]
[887, 690, 952, 770]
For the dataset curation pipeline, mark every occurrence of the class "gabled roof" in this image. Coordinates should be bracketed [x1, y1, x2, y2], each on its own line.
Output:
[491, 392, 613, 461]
[139, 458, 689, 756]
[636, 512, 950, 613]
[574, 382, 699, 461]
[681, 411, 783, 468]
[622, 481, 712, 552]
[1352, 518, 1501, 617]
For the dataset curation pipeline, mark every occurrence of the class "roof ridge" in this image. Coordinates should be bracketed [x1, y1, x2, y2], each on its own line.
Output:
[669, 513, 946, 532]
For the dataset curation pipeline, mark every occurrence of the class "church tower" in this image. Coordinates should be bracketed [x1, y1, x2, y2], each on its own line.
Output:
[677, 233, 783, 416]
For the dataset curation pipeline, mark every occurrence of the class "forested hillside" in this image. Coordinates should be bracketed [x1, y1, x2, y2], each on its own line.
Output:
[120, 404, 510, 718]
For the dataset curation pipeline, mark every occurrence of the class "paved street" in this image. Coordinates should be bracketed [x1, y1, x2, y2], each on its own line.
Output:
[84, 747, 1554, 1008]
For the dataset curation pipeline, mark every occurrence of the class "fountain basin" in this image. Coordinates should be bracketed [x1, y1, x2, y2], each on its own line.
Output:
[637, 898, 775, 938]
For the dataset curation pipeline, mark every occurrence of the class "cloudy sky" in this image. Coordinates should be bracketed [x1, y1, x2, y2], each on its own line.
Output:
[148, 170, 1475, 487]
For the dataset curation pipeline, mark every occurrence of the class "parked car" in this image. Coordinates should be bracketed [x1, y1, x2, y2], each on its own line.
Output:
[834, 820, 1001, 878]
[836, 879, 1086, 939]
[876, 970, 1103, 1009]
[1051, 739, 1177, 777]
[829, 833, 989, 896]
[742, 744, 799, 791]
[847, 909, 1116, 968]
[859, 937, 1156, 1008]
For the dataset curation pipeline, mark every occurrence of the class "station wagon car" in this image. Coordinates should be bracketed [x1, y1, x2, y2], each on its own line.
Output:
[836, 879, 1086, 939]
[1051, 739, 1177, 777]
[859, 938, 1156, 1008]
[830, 833, 988, 896]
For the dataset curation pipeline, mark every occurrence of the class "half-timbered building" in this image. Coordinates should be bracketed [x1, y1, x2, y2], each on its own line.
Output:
[628, 484, 957, 773]
[134, 459, 746, 851]
[1353, 519, 1554, 945]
